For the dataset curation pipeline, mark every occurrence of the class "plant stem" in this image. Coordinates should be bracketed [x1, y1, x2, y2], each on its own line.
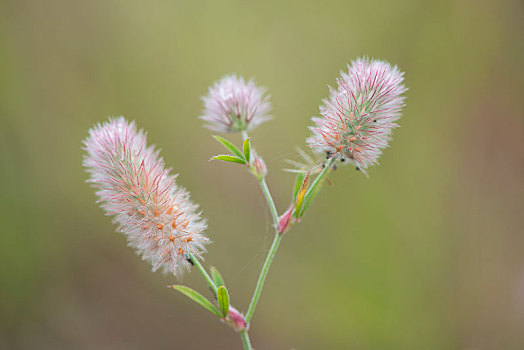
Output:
[240, 130, 283, 324]
[245, 230, 282, 323]
[242, 130, 279, 226]
[306, 156, 337, 198]
[258, 178, 279, 227]
[244, 176, 281, 324]
[240, 330, 252, 350]
[241, 134, 335, 328]
[189, 253, 218, 294]
[244, 157, 338, 323]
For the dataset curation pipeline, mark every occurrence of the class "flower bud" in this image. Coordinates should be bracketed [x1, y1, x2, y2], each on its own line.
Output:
[277, 205, 294, 234]
[227, 306, 247, 331]
[249, 150, 267, 179]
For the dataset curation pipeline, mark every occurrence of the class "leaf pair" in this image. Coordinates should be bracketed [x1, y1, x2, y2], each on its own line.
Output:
[211, 136, 251, 165]
[170, 266, 230, 319]
[211, 266, 230, 317]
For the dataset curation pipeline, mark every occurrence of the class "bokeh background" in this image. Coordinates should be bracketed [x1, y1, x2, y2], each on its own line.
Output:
[1, 0, 523, 349]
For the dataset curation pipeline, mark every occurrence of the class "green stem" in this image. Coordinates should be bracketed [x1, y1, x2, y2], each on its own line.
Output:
[239, 130, 282, 325]
[306, 156, 337, 199]
[240, 330, 252, 350]
[258, 178, 279, 227]
[241, 134, 337, 328]
[242, 130, 278, 226]
[245, 230, 282, 323]
[244, 157, 338, 323]
[189, 253, 218, 295]
[244, 175, 282, 324]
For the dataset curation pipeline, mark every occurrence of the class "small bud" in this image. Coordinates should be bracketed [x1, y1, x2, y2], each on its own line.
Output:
[227, 306, 247, 331]
[249, 150, 267, 179]
[277, 205, 294, 234]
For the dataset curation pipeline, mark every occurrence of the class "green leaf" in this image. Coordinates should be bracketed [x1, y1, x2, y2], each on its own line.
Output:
[242, 138, 251, 163]
[170, 285, 222, 318]
[213, 135, 245, 161]
[292, 171, 306, 199]
[210, 266, 225, 287]
[297, 156, 336, 218]
[211, 155, 246, 164]
[298, 173, 325, 218]
[216, 286, 230, 318]
[294, 171, 310, 217]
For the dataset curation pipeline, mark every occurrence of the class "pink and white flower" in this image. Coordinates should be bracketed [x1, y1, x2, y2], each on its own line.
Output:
[200, 75, 271, 133]
[307, 57, 407, 173]
[83, 117, 208, 276]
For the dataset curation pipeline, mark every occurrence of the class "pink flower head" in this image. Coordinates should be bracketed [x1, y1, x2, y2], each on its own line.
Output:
[83, 117, 209, 277]
[307, 57, 406, 174]
[200, 75, 271, 133]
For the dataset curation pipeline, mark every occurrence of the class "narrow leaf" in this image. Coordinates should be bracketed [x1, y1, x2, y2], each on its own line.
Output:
[292, 171, 306, 199]
[242, 138, 251, 163]
[294, 171, 310, 217]
[210, 266, 225, 287]
[170, 285, 222, 317]
[213, 136, 245, 161]
[298, 172, 327, 218]
[211, 155, 246, 164]
[216, 286, 230, 318]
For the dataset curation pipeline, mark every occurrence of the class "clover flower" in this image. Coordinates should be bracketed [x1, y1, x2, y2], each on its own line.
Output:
[200, 75, 271, 133]
[83, 117, 209, 276]
[307, 57, 406, 173]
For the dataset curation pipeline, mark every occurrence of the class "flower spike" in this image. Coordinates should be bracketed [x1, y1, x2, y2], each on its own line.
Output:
[83, 117, 209, 277]
[307, 57, 407, 173]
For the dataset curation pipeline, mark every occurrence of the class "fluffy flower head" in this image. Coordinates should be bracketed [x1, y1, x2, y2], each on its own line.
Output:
[200, 75, 271, 133]
[307, 57, 406, 173]
[83, 117, 208, 276]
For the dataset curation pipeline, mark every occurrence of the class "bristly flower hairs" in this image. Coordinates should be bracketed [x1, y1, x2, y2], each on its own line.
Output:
[83, 118, 209, 276]
[200, 74, 272, 133]
[83, 56, 406, 349]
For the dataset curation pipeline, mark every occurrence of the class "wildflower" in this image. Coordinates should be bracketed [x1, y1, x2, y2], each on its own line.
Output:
[307, 57, 407, 174]
[83, 117, 209, 276]
[200, 75, 271, 133]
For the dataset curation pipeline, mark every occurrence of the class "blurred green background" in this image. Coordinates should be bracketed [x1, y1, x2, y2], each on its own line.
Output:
[1, 0, 523, 349]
